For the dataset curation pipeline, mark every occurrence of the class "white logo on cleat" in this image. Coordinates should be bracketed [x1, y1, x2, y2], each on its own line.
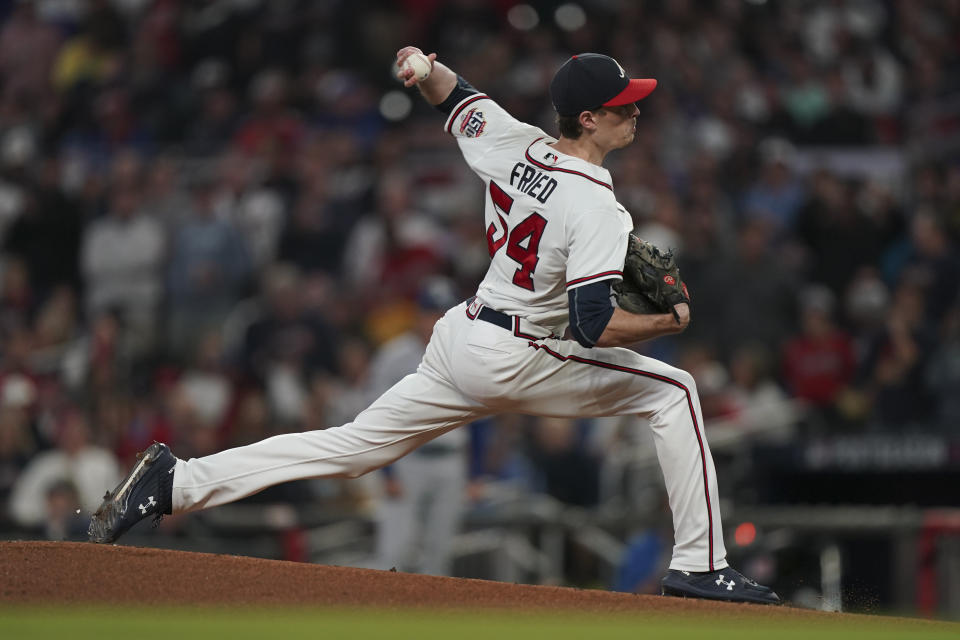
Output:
[715, 575, 736, 591]
[139, 496, 157, 515]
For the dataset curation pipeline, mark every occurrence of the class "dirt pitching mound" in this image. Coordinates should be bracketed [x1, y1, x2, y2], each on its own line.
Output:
[0, 541, 934, 628]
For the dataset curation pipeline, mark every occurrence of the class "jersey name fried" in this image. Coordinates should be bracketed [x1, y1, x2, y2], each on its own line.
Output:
[509, 162, 558, 204]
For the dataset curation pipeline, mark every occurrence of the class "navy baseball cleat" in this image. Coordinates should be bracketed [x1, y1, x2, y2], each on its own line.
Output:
[88, 443, 177, 543]
[661, 567, 781, 605]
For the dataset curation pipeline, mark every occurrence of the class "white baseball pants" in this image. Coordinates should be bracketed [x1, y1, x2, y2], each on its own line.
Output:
[171, 301, 728, 572]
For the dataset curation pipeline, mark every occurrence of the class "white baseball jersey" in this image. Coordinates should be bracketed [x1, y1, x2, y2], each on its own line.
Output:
[169, 90, 728, 575]
[445, 94, 633, 334]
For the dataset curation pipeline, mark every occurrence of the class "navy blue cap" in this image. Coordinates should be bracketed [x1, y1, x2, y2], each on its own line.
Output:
[550, 53, 657, 117]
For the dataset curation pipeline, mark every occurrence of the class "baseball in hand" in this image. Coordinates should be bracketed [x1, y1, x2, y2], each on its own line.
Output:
[402, 53, 432, 82]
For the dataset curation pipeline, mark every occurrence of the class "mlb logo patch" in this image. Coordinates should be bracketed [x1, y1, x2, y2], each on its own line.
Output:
[460, 108, 487, 137]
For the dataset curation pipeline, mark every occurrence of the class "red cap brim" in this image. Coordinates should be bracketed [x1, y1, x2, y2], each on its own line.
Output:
[603, 78, 658, 107]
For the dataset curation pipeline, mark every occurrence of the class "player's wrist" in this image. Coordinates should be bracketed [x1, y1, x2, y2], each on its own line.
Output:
[416, 61, 458, 105]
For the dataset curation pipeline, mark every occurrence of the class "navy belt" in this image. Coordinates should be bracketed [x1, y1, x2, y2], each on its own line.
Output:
[477, 306, 512, 331]
[466, 296, 555, 340]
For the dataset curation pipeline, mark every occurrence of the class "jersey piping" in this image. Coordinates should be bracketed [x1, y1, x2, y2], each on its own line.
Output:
[524, 138, 613, 191]
[566, 270, 623, 289]
[526, 340, 717, 571]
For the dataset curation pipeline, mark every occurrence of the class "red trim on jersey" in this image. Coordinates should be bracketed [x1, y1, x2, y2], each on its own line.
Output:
[512, 316, 545, 341]
[524, 138, 613, 191]
[489, 179, 514, 215]
[526, 341, 716, 571]
[566, 270, 623, 288]
[446, 94, 490, 134]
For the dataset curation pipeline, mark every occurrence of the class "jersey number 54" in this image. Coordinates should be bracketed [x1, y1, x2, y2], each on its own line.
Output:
[486, 181, 548, 291]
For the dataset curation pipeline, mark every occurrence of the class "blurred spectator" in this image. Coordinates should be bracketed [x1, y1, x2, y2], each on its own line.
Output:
[80, 183, 165, 356]
[0, 406, 33, 529]
[802, 0, 885, 65]
[240, 264, 339, 421]
[226, 390, 272, 448]
[166, 178, 251, 358]
[321, 131, 377, 214]
[184, 59, 239, 156]
[0, 256, 33, 333]
[781, 56, 831, 139]
[0, 325, 40, 415]
[794, 170, 883, 296]
[320, 336, 372, 429]
[141, 155, 191, 227]
[677, 344, 737, 422]
[175, 331, 234, 432]
[165, 384, 221, 461]
[844, 266, 892, 337]
[903, 51, 951, 105]
[528, 417, 599, 507]
[61, 87, 153, 167]
[93, 391, 174, 467]
[43, 478, 87, 541]
[0, 166, 29, 249]
[727, 343, 795, 434]
[741, 138, 807, 237]
[218, 160, 286, 272]
[698, 219, 798, 357]
[277, 171, 354, 277]
[944, 165, 960, 241]
[3, 159, 84, 298]
[842, 38, 904, 117]
[635, 191, 684, 254]
[613, 526, 671, 595]
[8, 406, 120, 528]
[343, 170, 444, 300]
[159, 331, 238, 457]
[897, 209, 960, 325]
[0, 1, 62, 106]
[301, 370, 363, 435]
[612, 492, 673, 594]
[801, 70, 872, 145]
[781, 286, 856, 428]
[855, 284, 936, 430]
[233, 69, 304, 156]
[60, 308, 132, 397]
[924, 305, 960, 432]
[30, 286, 80, 374]
[52, 2, 124, 92]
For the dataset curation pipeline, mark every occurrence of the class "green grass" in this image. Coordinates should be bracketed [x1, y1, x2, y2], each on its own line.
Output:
[0, 608, 956, 640]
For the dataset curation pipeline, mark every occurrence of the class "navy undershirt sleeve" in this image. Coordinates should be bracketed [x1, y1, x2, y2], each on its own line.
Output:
[568, 280, 616, 348]
[434, 75, 480, 115]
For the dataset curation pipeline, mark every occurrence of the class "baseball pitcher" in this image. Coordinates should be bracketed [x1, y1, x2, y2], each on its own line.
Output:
[89, 47, 779, 605]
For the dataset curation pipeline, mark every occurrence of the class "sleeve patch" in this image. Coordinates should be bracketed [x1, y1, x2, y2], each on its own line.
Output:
[459, 108, 487, 138]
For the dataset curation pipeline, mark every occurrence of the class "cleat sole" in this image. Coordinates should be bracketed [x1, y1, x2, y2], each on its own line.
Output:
[87, 444, 169, 544]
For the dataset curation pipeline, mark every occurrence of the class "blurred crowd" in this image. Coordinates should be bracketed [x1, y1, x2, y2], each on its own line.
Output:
[0, 0, 958, 546]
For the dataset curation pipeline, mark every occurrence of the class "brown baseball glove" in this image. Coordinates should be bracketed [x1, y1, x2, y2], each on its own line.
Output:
[612, 233, 690, 321]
